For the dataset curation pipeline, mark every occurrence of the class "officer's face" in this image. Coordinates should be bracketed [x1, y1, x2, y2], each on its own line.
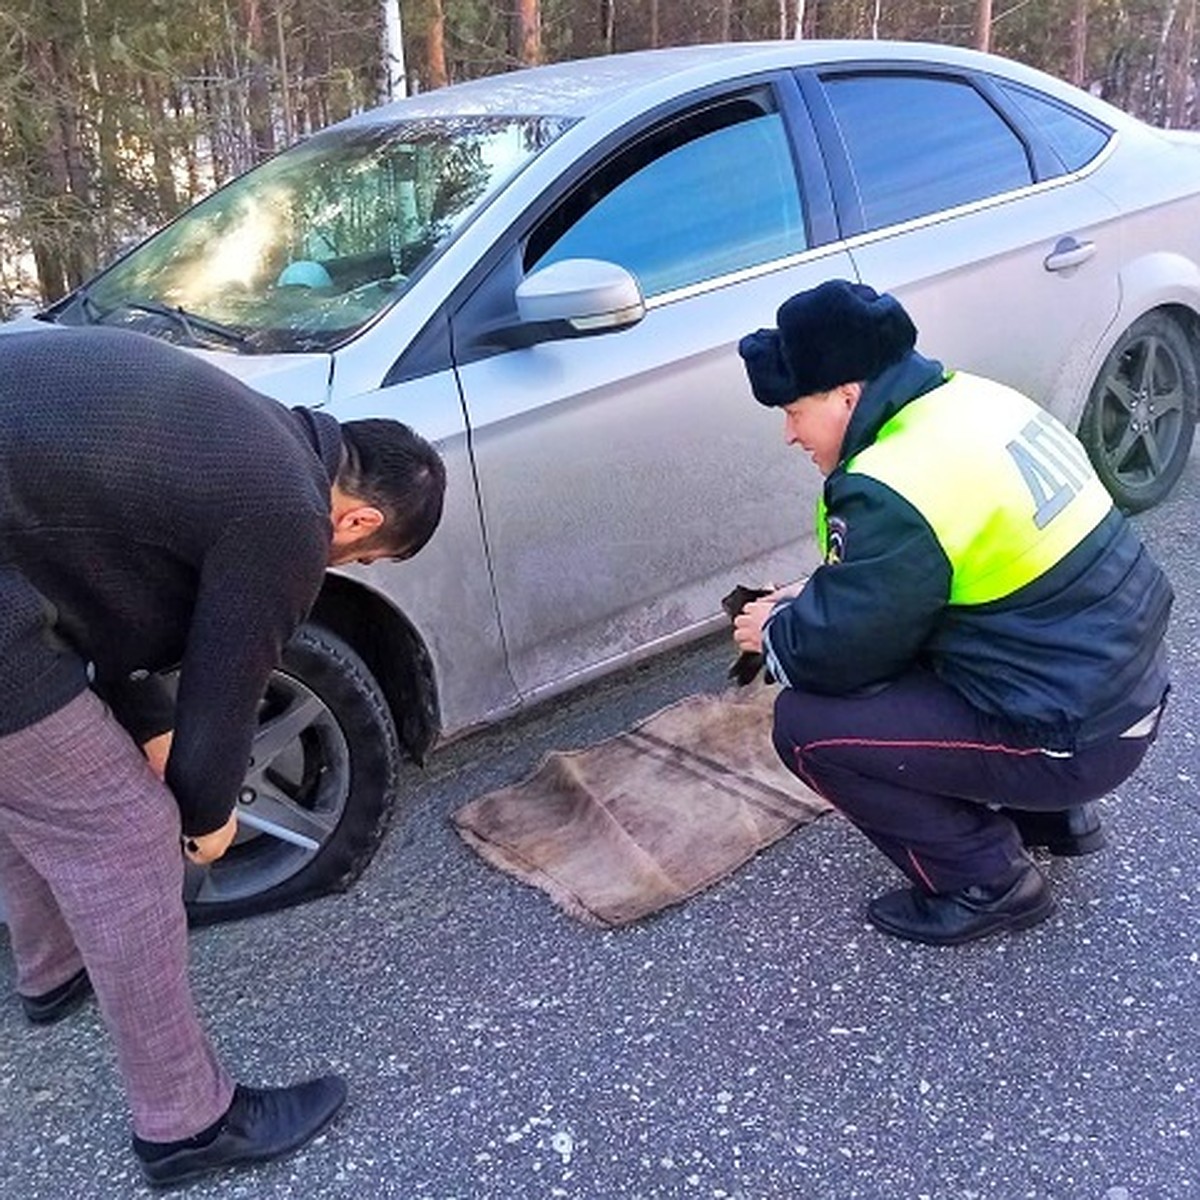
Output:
[781, 382, 861, 475]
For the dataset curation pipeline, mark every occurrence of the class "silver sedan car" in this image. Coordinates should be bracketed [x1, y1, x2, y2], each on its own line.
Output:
[24, 39, 1200, 921]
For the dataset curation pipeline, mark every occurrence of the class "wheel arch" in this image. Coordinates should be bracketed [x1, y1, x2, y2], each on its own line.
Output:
[1158, 300, 1200, 383]
[1105, 246, 1200, 404]
[309, 575, 440, 764]
[1108, 296, 1200, 412]
[1121, 296, 1200, 369]
[1076, 303, 1199, 511]
[1057, 288, 1200, 433]
[1154, 302, 1200, 435]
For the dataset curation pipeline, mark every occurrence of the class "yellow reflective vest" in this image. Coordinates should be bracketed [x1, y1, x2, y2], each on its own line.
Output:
[823, 372, 1112, 605]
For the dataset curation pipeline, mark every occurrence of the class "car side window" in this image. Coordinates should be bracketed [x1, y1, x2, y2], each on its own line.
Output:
[526, 98, 806, 297]
[821, 73, 1033, 231]
[995, 81, 1112, 172]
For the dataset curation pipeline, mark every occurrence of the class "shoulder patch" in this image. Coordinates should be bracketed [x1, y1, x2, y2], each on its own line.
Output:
[825, 516, 848, 565]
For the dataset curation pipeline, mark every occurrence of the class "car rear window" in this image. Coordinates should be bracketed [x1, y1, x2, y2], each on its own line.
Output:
[821, 72, 1034, 232]
[995, 80, 1112, 172]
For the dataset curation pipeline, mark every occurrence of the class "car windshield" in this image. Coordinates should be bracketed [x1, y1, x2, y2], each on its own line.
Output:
[66, 113, 572, 353]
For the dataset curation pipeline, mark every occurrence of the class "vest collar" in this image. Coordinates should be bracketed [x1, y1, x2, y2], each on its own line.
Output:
[839, 351, 947, 465]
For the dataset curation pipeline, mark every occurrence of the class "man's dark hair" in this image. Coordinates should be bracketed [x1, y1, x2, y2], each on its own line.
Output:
[337, 419, 447, 558]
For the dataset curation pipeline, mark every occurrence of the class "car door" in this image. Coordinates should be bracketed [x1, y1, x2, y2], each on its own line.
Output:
[801, 65, 1123, 424]
[450, 81, 856, 700]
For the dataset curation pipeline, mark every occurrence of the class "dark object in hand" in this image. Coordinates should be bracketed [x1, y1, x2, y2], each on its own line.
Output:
[721, 584, 773, 686]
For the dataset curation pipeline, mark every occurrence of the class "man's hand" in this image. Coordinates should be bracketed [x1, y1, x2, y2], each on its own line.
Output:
[143, 731, 236, 864]
[184, 811, 239, 865]
[141, 731, 173, 781]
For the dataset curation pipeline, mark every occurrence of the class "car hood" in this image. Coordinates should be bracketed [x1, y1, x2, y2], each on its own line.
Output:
[182, 347, 333, 405]
[0, 315, 333, 407]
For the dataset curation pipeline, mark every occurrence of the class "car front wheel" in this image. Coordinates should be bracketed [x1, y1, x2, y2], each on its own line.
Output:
[184, 623, 401, 926]
[1078, 312, 1198, 512]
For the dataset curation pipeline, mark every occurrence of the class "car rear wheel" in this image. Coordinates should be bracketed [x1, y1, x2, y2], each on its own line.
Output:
[184, 623, 401, 926]
[1079, 312, 1198, 512]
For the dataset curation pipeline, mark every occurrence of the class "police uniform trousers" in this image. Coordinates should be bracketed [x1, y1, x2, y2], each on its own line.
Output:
[0, 688, 235, 1141]
[772, 666, 1158, 893]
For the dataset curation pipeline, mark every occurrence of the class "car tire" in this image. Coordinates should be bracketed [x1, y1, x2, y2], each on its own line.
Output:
[1079, 312, 1198, 512]
[184, 623, 401, 926]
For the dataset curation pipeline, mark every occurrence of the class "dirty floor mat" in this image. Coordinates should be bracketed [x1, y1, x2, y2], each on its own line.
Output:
[452, 682, 831, 927]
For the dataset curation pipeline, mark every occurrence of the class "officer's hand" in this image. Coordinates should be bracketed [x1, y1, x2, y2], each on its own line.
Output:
[184, 812, 239, 865]
[141, 731, 173, 781]
[767, 580, 804, 604]
[733, 599, 777, 654]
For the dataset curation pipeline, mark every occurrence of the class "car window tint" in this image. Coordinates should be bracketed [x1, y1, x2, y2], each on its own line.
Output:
[528, 103, 806, 296]
[995, 81, 1112, 172]
[822, 73, 1033, 231]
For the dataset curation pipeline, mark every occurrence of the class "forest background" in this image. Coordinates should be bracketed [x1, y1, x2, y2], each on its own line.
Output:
[2, 0, 1196, 315]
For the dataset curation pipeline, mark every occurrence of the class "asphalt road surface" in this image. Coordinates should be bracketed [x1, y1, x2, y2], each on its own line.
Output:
[3, 451, 1199, 1200]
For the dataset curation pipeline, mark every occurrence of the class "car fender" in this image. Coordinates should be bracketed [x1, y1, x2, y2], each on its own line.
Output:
[1050, 251, 1200, 431]
[309, 573, 443, 764]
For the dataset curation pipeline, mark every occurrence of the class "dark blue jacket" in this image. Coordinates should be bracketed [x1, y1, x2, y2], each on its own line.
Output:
[762, 352, 1172, 749]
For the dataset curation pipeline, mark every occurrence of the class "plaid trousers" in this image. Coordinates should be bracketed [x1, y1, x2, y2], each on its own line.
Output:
[0, 688, 234, 1141]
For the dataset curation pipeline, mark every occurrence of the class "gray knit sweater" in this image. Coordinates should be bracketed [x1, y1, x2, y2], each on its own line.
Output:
[0, 326, 341, 836]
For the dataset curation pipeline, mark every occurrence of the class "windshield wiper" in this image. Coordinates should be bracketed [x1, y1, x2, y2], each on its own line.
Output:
[56, 285, 105, 325]
[98, 297, 251, 350]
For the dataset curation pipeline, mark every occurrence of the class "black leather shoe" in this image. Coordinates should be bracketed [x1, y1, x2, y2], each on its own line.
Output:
[20, 968, 92, 1025]
[134, 1075, 348, 1187]
[867, 861, 1055, 946]
[1007, 803, 1106, 856]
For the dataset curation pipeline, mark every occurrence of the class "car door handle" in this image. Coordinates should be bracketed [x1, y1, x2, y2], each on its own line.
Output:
[1044, 236, 1097, 272]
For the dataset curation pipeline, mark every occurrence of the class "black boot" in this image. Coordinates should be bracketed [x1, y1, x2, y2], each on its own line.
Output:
[134, 1075, 347, 1187]
[1006, 802, 1106, 856]
[867, 860, 1055, 946]
[20, 968, 92, 1025]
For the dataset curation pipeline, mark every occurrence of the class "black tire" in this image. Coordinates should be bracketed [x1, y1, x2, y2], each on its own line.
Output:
[1079, 312, 1198, 512]
[185, 623, 401, 926]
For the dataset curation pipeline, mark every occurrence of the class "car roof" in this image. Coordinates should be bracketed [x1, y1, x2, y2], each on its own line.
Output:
[342, 39, 1139, 131]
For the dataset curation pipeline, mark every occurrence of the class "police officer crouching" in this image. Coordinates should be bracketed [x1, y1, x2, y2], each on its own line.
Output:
[732, 280, 1172, 946]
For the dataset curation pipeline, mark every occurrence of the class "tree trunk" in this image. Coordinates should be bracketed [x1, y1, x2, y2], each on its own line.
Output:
[1155, 1, 1182, 125]
[173, 87, 202, 202]
[275, 3, 294, 144]
[802, 0, 819, 39]
[201, 63, 230, 187]
[241, 0, 275, 160]
[1183, 0, 1197, 125]
[218, 3, 251, 176]
[515, 0, 541, 66]
[379, 0, 407, 101]
[974, 0, 992, 52]
[18, 36, 74, 301]
[425, 0, 449, 89]
[55, 51, 92, 275]
[1165, 0, 1195, 127]
[718, 0, 732, 41]
[141, 73, 179, 219]
[788, 0, 804, 40]
[1070, 0, 1089, 87]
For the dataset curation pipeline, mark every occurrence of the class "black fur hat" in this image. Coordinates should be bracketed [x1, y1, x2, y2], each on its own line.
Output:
[738, 279, 918, 407]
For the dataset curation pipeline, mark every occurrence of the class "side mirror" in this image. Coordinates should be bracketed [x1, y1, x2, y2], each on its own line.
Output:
[515, 258, 645, 334]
